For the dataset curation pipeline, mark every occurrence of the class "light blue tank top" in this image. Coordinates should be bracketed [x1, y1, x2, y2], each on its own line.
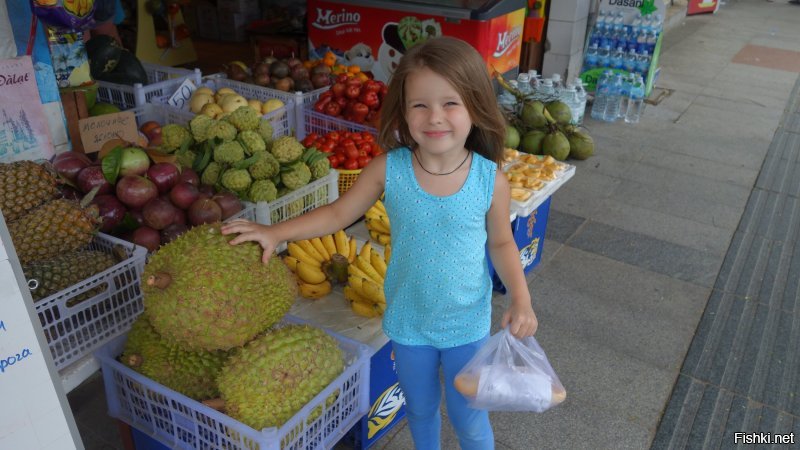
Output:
[382, 147, 497, 348]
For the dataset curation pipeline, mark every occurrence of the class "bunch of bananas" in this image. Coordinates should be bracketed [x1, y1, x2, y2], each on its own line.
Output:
[284, 230, 356, 299]
[365, 200, 391, 246]
[345, 242, 389, 318]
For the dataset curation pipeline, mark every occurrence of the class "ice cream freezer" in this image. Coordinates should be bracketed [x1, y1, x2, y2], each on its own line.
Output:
[306, 0, 527, 84]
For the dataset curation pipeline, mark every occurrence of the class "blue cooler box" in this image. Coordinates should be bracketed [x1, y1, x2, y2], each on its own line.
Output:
[487, 196, 551, 293]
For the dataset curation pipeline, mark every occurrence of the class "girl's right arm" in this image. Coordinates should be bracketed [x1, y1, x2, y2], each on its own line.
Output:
[221, 153, 388, 262]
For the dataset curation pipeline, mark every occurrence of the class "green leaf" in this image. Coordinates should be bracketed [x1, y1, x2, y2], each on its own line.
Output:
[193, 141, 213, 173]
[232, 152, 262, 170]
[102, 146, 123, 184]
[639, 0, 657, 16]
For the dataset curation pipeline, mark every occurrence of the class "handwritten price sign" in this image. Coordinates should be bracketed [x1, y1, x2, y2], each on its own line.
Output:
[167, 78, 198, 110]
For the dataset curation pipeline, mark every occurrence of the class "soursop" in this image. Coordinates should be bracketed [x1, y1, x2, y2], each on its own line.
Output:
[143, 224, 296, 351]
[248, 152, 280, 180]
[270, 136, 303, 164]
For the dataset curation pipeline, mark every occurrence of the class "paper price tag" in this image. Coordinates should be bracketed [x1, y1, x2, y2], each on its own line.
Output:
[167, 78, 197, 110]
[78, 111, 139, 154]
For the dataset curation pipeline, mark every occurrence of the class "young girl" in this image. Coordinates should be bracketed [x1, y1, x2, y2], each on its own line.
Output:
[222, 36, 538, 449]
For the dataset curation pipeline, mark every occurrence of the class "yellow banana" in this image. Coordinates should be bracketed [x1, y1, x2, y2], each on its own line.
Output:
[369, 230, 391, 246]
[347, 236, 357, 263]
[321, 234, 338, 257]
[359, 241, 372, 261]
[365, 206, 382, 221]
[357, 255, 383, 284]
[370, 251, 387, 279]
[310, 237, 330, 260]
[297, 239, 326, 264]
[299, 280, 332, 299]
[287, 242, 321, 268]
[348, 263, 371, 281]
[296, 261, 327, 284]
[334, 230, 349, 256]
[367, 217, 391, 235]
[348, 275, 366, 297]
[344, 287, 382, 317]
[384, 245, 391, 263]
[283, 256, 299, 273]
[375, 200, 387, 215]
[361, 277, 386, 304]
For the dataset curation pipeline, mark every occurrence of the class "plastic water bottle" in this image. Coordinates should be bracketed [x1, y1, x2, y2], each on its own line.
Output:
[599, 25, 612, 49]
[590, 71, 611, 120]
[596, 10, 607, 29]
[611, 46, 625, 70]
[551, 74, 564, 97]
[646, 31, 657, 55]
[618, 74, 633, 119]
[637, 31, 649, 54]
[584, 44, 600, 71]
[497, 82, 517, 115]
[602, 74, 624, 122]
[536, 78, 556, 102]
[574, 79, 588, 125]
[652, 14, 663, 33]
[516, 72, 533, 100]
[563, 84, 581, 126]
[623, 49, 638, 73]
[613, 11, 625, 32]
[637, 53, 651, 75]
[599, 45, 612, 68]
[625, 75, 645, 123]
[527, 70, 540, 90]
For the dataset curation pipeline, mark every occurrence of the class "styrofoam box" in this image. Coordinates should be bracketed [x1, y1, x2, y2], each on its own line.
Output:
[96, 315, 371, 450]
[299, 106, 378, 141]
[244, 170, 339, 253]
[204, 73, 329, 137]
[35, 233, 147, 371]
[97, 63, 202, 110]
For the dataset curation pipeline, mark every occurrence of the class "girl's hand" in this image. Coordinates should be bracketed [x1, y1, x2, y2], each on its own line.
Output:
[220, 219, 280, 263]
[501, 300, 538, 339]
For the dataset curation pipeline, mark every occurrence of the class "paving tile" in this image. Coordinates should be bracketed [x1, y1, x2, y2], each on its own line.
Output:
[701, 79, 794, 112]
[791, 78, 800, 113]
[530, 246, 710, 370]
[593, 197, 734, 256]
[568, 220, 722, 287]
[737, 189, 800, 243]
[653, 375, 800, 450]
[638, 145, 759, 188]
[785, 112, 800, 134]
[544, 209, 586, 244]
[549, 172, 621, 219]
[655, 71, 710, 95]
[607, 177, 744, 232]
[674, 103, 781, 144]
[567, 142, 643, 180]
[713, 232, 774, 298]
[731, 44, 800, 73]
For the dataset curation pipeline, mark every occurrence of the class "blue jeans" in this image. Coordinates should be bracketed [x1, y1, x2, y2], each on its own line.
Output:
[392, 337, 493, 450]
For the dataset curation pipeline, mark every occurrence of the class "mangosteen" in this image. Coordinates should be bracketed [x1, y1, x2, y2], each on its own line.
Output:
[294, 78, 314, 92]
[269, 61, 290, 79]
[290, 65, 309, 81]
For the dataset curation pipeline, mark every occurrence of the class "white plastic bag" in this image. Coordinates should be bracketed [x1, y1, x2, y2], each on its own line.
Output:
[454, 327, 566, 412]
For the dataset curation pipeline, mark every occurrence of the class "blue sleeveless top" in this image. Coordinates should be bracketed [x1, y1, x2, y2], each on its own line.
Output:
[382, 147, 497, 348]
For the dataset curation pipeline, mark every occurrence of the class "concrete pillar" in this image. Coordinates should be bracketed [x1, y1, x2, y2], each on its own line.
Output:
[542, 0, 592, 82]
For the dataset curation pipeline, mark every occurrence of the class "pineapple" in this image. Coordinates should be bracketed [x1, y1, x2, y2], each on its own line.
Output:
[24, 250, 122, 303]
[0, 161, 59, 222]
[9, 198, 100, 266]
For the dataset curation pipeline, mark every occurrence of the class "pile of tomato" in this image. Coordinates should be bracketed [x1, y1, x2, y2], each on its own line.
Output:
[301, 130, 383, 170]
[312, 76, 387, 126]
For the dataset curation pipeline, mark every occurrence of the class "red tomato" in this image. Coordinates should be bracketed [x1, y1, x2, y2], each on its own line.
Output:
[357, 155, 371, 168]
[362, 133, 374, 142]
[319, 141, 336, 153]
[327, 131, 340, 142]
[343, 159, 359, 170]
[328, 154, 340, 168]
[344, 145, 359, 161]
[371, 143, 383, 155]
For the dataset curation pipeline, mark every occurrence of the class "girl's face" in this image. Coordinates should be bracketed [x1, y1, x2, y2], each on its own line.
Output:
[404, 66, 473, 156]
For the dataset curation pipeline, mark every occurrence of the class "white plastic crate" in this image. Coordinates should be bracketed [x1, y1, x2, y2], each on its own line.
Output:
[97, 63, 202, 110]
[34, 233, 147, 371]
[299, 106, 378, 141]
[96, 316, 371, 450]
[203, 73, 327, 136]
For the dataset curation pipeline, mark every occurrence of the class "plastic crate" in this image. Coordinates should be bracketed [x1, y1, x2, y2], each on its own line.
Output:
[245, 171, 339, 253]
[336, 169, 361, 196]
[199, 75, 299, 136]
[97, 63, 202, 110]
[299, 106, 378, 141]
[205, 73, 328, 137]
[96, 316, 371, 450]
[34, 233, 147, 371]
[129, 102, 195, 128]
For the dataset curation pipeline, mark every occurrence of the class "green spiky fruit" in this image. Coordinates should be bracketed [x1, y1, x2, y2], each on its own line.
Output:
[214, 141, 245, 164]
[280, 162, 311, 190]
[143, 224, 296, 351]
[248, 180, 278, 202]
[24, 250, 120, 302]
[248, 152, 280, 180]
[9, 199, 99, 266]
[206, 120, 238, 142]
[217, 324, 344, 429]
[121, 317, 229, 400]
[238, 130, 266, 155]
[257, 118, 274, 144]
[221, 168, 252, 192]
[201, 162, 222, 185]
[0, 160, 59, 222]
[270, 136, 304, 164]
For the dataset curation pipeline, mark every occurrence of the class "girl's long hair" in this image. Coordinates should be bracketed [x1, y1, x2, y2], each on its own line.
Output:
[377, 36, 507, 164]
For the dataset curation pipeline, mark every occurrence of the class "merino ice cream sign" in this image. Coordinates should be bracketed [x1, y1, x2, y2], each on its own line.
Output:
[306, 0, 525, 83]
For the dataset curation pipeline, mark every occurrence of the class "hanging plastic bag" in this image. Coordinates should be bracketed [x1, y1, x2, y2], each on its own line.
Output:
[454, 327, 566, 412]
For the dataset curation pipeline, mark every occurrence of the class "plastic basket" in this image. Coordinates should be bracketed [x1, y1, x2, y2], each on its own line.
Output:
[129, 102, 195, 128]
[205, 73, 328, 136]
[336, 169, 361, 196]
[97, 63, 202, 110]
[34, 233, 147, 371]
[299, 106, 378, 141]
[95, 315, 371, 450]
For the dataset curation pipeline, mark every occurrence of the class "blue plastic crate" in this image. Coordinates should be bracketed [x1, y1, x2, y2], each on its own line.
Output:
[299, 106, 377, 141]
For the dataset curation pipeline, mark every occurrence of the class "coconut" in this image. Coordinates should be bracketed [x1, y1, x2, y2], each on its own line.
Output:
[521, 101, 548, 129]
[567, 129, 595, 160]
[521, 130, 547, 155]
[542, 128, 570, 161]
[545, 101, 572, 126]
[505, 125, 521, 149]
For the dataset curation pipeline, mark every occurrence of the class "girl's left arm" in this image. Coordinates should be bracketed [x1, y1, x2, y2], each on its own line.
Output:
[486, 171, 538, 338]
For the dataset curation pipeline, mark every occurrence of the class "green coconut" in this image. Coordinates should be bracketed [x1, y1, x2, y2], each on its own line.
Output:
[545, 101, 572, 126]
[521, 129, 547, 155]
[505, 125, 521, 149]
[521, 101, 548, 129]
[542, 128, 570, 161]
[568, 129, 595, 160]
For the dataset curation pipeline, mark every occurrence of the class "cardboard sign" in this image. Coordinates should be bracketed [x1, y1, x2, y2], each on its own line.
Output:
[166, 78, 197, 110]
[78, 111, 139, 154]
